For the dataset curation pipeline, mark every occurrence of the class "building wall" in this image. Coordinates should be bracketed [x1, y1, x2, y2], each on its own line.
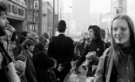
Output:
[42, 1, 58, 36]
[25, 0, 41, 34]
[42, 1, 55, 36]
[42, 1, 48, 35]
[3, 0, 26, 32]
[111, 0, 127, 16]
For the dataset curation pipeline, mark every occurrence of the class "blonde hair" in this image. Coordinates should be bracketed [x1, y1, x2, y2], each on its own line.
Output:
[111, 14, 135, 49]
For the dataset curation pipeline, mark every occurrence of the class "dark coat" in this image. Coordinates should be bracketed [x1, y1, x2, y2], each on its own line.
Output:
[33, 51, 55, 82]
[48, 34, 74, 82]
[17, 50, 37, 82]
[25, 50, 37, 82]
[94, 47, 115, 82]
[0, 42, 12, 82]
[84, 40, 106, 57]
[48, 34, 74, 64]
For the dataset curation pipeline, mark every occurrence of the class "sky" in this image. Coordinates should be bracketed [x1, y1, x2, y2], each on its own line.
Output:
[62, 0, 111, 14]
[41, 0, 135, 39]
[72, 0, 90, 32]
[90, 0, 111, 14]
[42, 0, 111, 14]
[127, 0, 135, 25]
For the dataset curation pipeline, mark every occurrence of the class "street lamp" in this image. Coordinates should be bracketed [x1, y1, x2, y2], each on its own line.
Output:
[53, 0, 55, 36]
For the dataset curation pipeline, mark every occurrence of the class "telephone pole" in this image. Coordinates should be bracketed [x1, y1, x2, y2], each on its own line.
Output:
[53, 0, 55, 36]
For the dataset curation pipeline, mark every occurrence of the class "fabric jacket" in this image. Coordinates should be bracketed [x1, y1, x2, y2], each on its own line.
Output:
[48, 34, 74, 64]
[18, 50, 37, 82]
[84, 40, 106, 57]
[94, 47, 116, 82]
[48, 34, 74, 82]
[0, 41, 20, 82]
[33, 51, 55, 82]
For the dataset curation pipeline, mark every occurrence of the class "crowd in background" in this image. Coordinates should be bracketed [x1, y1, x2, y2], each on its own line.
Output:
[2, 19, 110, 82]
[0, 1, 135, 82]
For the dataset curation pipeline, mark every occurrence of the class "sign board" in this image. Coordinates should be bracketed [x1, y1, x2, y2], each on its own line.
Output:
[7, 1, 25, 19]
[11, 0, 26, 7]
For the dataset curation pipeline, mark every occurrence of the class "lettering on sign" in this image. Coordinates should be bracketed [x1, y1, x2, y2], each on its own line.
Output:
[11, 0, 26, 7]
[7, 2, 25, 19]
[34, 0, 39, 9]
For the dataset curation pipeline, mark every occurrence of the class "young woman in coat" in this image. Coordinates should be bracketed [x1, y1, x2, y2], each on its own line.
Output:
[94, 14, 135, 82]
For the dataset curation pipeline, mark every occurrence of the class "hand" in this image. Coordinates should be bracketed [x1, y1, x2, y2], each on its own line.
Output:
[57, 64, 63, 72]
[86, 51, 96, 59]
[70, 60, 77, 67]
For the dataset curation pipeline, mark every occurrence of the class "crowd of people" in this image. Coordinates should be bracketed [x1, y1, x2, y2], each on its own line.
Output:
[0, 1, 135, 82]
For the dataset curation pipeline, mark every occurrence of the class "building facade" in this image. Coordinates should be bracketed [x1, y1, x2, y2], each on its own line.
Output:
[42, 1, 53, 36]
[42, 0, 58, 36]
[111, 0, 127, 16]
[25, 0, 42, 35]
[5, 0, 26, 32]
[0, 0, 42, 34]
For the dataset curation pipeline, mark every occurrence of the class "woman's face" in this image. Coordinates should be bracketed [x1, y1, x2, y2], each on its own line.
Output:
[78, 64, 88, 75]
[29, 45, 35, 52]
[112, 19, 130, 45]
[88, 29, 95, 41]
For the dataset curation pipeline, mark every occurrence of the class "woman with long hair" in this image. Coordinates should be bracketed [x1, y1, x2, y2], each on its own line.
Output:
[94, 14, 135, 82]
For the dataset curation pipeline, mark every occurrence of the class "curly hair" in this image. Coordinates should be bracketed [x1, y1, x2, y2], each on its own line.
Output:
[0, 1, 7, 16]
[88, 25, 102, 41]
[57, 20, 66, 32]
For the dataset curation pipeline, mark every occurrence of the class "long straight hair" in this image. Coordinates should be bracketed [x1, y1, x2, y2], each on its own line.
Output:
[111, 14, 135, 50]
[110, 14, 135, 64]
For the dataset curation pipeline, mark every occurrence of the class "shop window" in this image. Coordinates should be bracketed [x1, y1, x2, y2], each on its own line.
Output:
[12, 5, 18, 14]
[7, 3, 11, 13]
[18, 8, 24, 16]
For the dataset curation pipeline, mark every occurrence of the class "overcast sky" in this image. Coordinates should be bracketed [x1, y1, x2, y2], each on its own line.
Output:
[41, 0, 135, 36]
[90, 0, 111, 14]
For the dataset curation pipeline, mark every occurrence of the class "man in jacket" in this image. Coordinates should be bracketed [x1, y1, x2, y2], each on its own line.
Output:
[48, 20, 74, 82]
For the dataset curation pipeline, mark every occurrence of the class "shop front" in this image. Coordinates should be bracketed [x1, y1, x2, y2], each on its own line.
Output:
[7, 0, 26, 32]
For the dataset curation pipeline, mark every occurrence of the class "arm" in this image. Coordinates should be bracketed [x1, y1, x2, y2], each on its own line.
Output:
[94, 56, 105, 82]
[94, 48, 110, 82]
[70, 40, 75, 59]
[0, 42, 20, 82]
[7, 62, 20, 82]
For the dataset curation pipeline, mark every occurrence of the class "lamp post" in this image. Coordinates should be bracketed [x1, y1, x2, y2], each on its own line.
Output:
[53, 0, 55, 36]
[39, 0, 42, 35]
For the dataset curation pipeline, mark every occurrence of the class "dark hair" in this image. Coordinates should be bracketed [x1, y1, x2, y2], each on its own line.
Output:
[57, 20, 66, 32]
[18, 31, 28, 44]
[0, 27, 5, 36]
[11, 31, 17, 42]
[43, 32, 49, 39]
[35, 43, 45, 51]
[0, 2, 7, 36]
[21, 39, 35, 49]
[0, 2, 7, 16]
[110, 15, 135, 65]
[88, 25, 102, 41]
